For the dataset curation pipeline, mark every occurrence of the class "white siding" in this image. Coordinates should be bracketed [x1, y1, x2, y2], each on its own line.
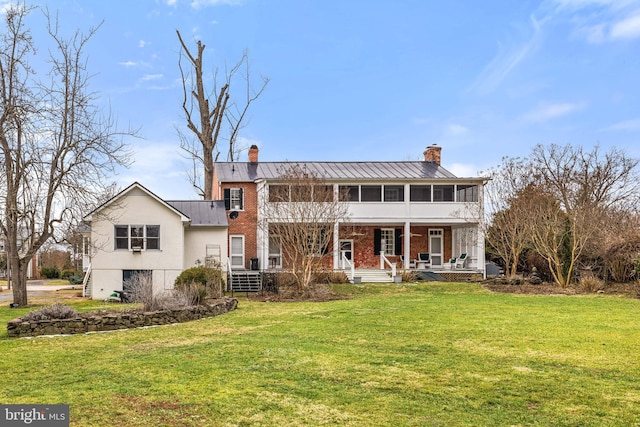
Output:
[89, 187, 186, 300]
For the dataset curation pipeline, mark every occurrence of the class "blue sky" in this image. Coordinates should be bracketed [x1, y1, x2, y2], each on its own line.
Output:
[5, 0, 640, 199]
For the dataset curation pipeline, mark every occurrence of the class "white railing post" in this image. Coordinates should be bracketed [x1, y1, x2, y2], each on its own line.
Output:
[81, 263, 92, 298]
[379, 251, 397, 278]
[341, 251, 355, 280]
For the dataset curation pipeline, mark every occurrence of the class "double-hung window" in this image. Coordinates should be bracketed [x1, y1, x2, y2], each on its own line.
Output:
[224, 188, 244, 210]
[114, 225, 160, 251]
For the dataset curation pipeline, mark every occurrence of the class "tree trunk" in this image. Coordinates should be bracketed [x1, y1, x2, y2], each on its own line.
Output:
[9, 255, 28, 307]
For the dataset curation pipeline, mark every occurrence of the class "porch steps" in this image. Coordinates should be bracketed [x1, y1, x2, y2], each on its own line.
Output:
[352, 269, 394, 283]
[229, 270, 262, 292]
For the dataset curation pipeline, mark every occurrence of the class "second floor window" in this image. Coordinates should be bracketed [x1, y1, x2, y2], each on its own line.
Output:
[224, 188, 244, 210]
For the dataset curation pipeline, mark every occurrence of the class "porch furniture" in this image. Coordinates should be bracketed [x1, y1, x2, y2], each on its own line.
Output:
[455, 253, 467, 269]
[416, 253, 431, 269]
[400, 255, 416, 269]
[444, 258, 456, 270]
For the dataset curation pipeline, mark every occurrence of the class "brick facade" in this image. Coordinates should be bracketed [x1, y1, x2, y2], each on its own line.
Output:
[338, 225, 452, 269]
[222, 182, 258, 269]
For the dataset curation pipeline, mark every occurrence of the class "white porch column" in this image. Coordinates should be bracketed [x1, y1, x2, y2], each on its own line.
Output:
[477, 224, 486, 279]
[256, 179, 267, 269]
[404, 221, 411, 268]
[333, 221, 340, 269]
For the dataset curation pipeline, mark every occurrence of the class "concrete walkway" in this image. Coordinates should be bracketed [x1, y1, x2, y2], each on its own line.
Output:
[0, 281, 83, 303]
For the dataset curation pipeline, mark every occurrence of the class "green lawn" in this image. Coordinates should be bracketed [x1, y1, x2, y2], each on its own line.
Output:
[1, 282, 640, 426]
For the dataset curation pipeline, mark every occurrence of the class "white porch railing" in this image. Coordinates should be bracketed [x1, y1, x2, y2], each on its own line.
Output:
[81, 263, 92, 298]
[341, 250, 355, 281]
[379, 251, 397, 278]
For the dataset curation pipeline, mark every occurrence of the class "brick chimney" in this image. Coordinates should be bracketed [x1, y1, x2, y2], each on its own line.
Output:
[423, 144, 442, 165]
[248, 144, 259, 163]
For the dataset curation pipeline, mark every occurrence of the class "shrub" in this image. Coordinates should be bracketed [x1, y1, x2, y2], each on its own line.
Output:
[60, 269, 76, 280]
[40, 266, 60, 279]
[401, 270, 417, 283]
[22, 303, 78, 322]
[312, 270, 349, 284]
[175, 266, 224, 298]
[173, 282, 209, 306]
[262, 272, 297, 294]
[68, 274, 84, 285]
[126, 272, 182, 311]
[580, 274, 604, 293]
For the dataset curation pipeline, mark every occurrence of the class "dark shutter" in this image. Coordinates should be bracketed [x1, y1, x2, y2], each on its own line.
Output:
[373, 228, 381, 254]
[224, 188, 230, 210]
[239, 188, 244, 210]
[395, 229, 402, 255]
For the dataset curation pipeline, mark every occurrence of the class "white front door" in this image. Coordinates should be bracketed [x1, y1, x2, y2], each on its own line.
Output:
[339, 239, 353, 269]
[230, 235, 245, 269]
[429, 229, 443, 267]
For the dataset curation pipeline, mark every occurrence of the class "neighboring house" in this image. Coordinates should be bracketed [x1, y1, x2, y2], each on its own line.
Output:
[0, 236, 39, 280]
[212, 144, 487, 281]
[82, 182, 228, 300]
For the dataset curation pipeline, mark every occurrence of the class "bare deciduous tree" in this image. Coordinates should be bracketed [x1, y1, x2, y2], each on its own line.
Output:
[482, 157, 535, 278]
[259, 165, 349, 292]
[527, 143, 640, 287]
[0, 5, 133, 306]
[176, 30, 268, 199]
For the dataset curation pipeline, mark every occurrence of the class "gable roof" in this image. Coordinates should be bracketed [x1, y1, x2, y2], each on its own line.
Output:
[215, 161, 466, 183]
[83, 182, 190, 224]
[166, 200, 228, 227]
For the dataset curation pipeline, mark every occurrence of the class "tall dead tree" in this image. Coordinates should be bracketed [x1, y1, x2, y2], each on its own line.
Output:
[176, 30, 268, 199]
[0, 5, 132, 306]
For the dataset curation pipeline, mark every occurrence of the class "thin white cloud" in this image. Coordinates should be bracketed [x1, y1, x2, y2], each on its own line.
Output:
[610, 12, 640, 39]
[0, 1, 13, 15]
[191, 0, 243, 9]
[119, 61, 139, 68]
[604, 118, 640, 131]
[524, 102, 586, 122]
[164, 0, 177, 6]
[139, 40, 148, 48]
[140, 74, 163, 82]
[446, 124, 469, 136]
[545, 0, 640, 43]
[448, 163, 480, 178]
[469, 15, 544, 95]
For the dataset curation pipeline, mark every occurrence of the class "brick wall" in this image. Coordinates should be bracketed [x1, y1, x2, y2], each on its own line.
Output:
[223, 182, 258, 268]
[339, 225, 452, 268]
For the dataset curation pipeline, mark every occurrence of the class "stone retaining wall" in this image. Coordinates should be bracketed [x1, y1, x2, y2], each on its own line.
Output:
[7, 297, 238, 338]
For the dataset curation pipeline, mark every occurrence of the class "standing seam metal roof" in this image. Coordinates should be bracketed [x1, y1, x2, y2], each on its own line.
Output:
[216, 161, 462, 182]
[166, 200, 228, 226]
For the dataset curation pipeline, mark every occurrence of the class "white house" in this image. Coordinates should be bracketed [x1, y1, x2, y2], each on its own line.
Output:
[82, 182, 229, 300]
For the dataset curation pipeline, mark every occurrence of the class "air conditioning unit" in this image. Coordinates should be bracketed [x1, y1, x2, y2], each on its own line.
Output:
[131, 246, 142, 253]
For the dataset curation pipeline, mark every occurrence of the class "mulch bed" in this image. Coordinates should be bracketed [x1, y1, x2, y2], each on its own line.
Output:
[483, 281, 640, 298]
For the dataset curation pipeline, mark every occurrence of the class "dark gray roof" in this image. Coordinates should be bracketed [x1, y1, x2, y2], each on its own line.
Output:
[215, 161, 464, 182]
[166, 200, 228, 227]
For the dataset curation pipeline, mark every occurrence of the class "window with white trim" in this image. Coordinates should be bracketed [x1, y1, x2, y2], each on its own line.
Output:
[224, 188, 244, 210]
[114, 225, 160, 250]
[230, 235, 245, 268]
[380, 228, 395, 255]
[268, 235, 282, 269]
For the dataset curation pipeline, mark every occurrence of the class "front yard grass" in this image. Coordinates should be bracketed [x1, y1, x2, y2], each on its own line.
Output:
[1, 282, 639, 426]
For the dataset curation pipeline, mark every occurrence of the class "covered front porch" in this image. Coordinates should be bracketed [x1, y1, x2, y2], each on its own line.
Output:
[332, 223, 485, 283]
